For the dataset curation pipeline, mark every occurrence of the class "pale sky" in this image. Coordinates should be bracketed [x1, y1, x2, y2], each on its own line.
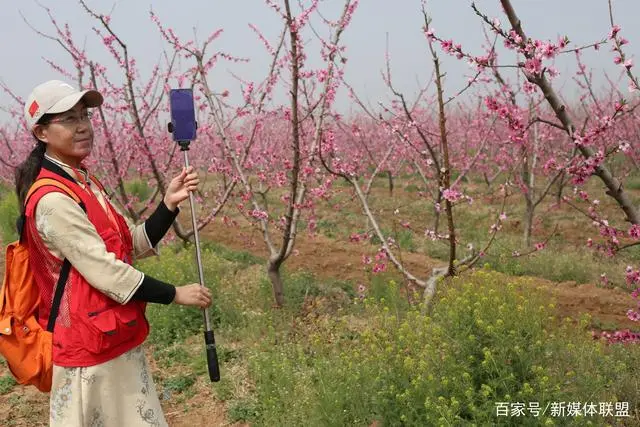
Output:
[1, 0, 639, 122]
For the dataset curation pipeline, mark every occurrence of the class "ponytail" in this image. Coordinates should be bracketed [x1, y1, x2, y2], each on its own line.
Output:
[15, 139, 46, 212]
[15, 114, 52, 213]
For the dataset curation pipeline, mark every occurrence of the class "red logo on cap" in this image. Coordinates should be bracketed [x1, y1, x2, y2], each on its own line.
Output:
[28, 100, 40, 118]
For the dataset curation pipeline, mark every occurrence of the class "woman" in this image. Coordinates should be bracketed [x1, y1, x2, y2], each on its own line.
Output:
[16, 79, 211, 427]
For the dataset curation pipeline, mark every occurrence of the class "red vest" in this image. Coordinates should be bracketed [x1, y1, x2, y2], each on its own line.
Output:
[24, 168, 148, 367]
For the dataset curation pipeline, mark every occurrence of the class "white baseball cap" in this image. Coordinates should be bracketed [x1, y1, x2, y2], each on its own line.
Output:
[23, 80, 103, 129]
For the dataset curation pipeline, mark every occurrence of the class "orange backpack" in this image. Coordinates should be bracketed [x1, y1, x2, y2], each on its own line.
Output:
[0, 178, 83, 392]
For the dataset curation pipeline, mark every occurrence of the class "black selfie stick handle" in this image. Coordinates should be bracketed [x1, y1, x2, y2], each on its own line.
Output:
[205, 330, 221, 382]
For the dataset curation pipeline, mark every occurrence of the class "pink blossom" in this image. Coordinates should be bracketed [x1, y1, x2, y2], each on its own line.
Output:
[546, 67, 559, 78]
[523, 81, 537, 94]
[440, 39, 454, 53]
[608, 25, 621, 40]
[629, 225, 640, 240]
[627, 269, 640, 286]
[372, 263, 387, 273]
[248, 209, 268, 220]
[524, 58, 542, 75]
[484, 96, 499, 111]
[243, 82, 254, 103]
[557, 35, 569, 49]
[307, 218, 317, 233]
[539, 42, 559, 58]
[595, 328, 640, 343]
[425, 28, 435, 41]
[424, 230, 441, 241]
[543, 158, 557, 172]
[442, 188, 462, 202]
[350, 233, 364, 243]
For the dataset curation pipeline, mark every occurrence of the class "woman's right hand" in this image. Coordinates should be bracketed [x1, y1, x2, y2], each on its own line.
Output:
[173, 283, 212, 308]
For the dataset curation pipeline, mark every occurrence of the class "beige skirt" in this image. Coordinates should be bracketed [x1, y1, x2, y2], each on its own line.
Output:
[49, 345, 167, 427]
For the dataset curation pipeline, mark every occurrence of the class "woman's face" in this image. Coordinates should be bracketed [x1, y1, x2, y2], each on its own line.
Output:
[33, 101, 94, 167]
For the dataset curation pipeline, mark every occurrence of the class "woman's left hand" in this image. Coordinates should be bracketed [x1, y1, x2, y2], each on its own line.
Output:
[164, 166, 200, 211]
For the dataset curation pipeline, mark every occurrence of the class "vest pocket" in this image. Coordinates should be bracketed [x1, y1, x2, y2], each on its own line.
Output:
[82, 304, 141, 354]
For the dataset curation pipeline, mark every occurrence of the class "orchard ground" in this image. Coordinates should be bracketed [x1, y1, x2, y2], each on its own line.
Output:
[1, 173, 640, 425]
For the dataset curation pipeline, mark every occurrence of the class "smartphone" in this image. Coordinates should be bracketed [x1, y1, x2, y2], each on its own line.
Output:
[169, 88, 197, 141]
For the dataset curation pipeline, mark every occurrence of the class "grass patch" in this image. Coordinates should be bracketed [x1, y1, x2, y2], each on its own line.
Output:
[0, 375, 16, 395]
[0, 191, 19, 243]
[370, 227, 417, 252]
[246, 271, 640, 426]
[316, 218, 338, 238]
[257, 270, 353, 313]
[201, 240, 263, 267]
[474, 237, 618, 284]
[162, 374, 196, 395]
[228, 399, 260, 423]
[125, 179, 152, 201]
[136, 246, 248, 345]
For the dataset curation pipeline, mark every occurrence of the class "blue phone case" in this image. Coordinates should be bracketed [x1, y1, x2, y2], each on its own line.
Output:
[169, 89, 197, 142]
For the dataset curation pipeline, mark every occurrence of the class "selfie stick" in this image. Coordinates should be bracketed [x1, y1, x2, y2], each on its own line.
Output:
[168, 89, 220, 383]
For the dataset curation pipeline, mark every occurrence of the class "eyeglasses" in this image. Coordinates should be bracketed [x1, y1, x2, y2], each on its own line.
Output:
[48, 111, 94, 127]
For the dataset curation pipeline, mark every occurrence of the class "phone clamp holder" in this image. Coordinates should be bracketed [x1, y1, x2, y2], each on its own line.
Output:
[167, 122, 198, 152]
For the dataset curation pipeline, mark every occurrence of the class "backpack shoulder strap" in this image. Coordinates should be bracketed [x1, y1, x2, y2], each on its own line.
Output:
[19, 178, 86, 239]
[26, 178, 82, 207]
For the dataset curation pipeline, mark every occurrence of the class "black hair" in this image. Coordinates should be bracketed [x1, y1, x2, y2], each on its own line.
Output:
[14, 114, 52, 211]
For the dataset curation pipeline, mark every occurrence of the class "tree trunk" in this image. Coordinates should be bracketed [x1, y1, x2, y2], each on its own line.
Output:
[433, 190, 442, 234]
[522, 115, 537, 248]
[433, 50, 456, 276]
[524, 196, 534, 248]
[268, 260, 285, 308]
[556, 172, 567, 204]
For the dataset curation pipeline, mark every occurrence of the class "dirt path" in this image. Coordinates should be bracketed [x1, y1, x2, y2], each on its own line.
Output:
[199, 219, 640, 330]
